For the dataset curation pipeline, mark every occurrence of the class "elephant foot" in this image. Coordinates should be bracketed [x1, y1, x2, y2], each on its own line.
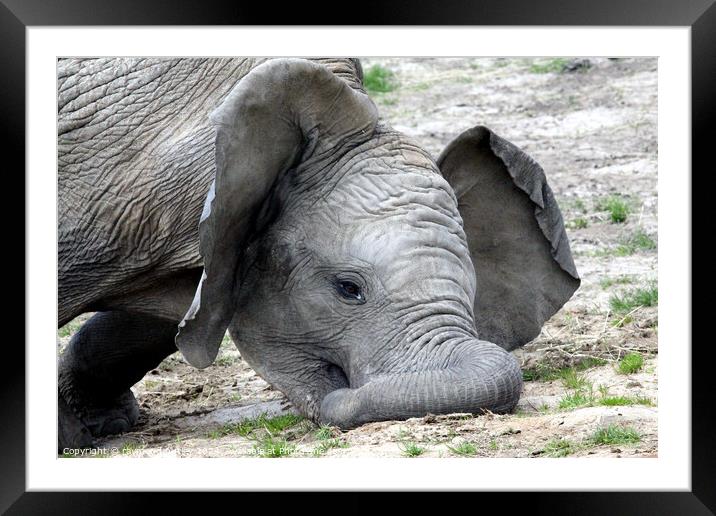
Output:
[56, 311, 180, 453]
[82, 389, 140, 437]
[58, 388, 139, 452]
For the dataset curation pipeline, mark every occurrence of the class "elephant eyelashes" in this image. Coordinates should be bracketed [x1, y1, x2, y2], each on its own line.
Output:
[336, 280, 366, 304]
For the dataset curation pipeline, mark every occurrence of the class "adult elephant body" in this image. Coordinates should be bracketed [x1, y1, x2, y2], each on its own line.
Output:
[58, 57, 579, 449]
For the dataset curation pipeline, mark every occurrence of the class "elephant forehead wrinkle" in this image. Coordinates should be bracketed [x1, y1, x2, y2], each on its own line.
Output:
[339, 195, 470, 259]
[329, 167, 463, 227]
[302, 125, 440, 197]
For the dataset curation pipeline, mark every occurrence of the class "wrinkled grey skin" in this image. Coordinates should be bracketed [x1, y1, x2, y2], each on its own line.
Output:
[58, 57, 579, 449]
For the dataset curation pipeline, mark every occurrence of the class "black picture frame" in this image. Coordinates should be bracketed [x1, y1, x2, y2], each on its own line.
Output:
[5, 0, 712, 512]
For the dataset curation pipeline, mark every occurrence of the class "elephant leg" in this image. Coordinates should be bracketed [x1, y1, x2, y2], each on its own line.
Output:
[58, 311, 178, 451]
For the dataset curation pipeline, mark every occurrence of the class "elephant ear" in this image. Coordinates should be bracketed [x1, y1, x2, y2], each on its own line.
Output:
[437, 126, 580, 351]
[176, 58, 378, 368]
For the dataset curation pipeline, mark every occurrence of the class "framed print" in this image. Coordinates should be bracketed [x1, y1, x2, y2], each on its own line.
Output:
[6, 0, 713, 512]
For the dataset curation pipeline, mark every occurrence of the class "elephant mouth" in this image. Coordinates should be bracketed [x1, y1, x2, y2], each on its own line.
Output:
[324, 361, 350, 391]
[294, 360, 350, 422]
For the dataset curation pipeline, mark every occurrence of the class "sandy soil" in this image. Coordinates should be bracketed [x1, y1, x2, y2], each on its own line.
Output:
[58, 57, 657, 459]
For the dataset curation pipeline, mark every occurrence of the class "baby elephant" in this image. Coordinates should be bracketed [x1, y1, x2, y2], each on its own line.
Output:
[57, 57, 579, 450]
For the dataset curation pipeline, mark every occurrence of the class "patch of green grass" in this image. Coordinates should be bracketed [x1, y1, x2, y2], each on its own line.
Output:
[617, 353, 644, 375]
[580, 357, 609, 369]
[143, 380, 160, 390]
[253, 436, 296, 458]
[256, 413, 304, 433]
[599, 396, 631, 406]
[626, 229, 657, 250]
[597, 195, 630, 223]
[573, 198, 587, 212]
[544, 438, 576, 457]
[315, 425, 334, 441]
[312, 424, 349, 454]
[600, 276, 634, 289]
[612, 246, 633, 257]
[313, 438, 349, 456]
[395, 428, 413, 440]
[522, 366, 558, 382]
[568, 217, 589, 229]
[612, 314, 634, 328]
[529, 58, 569, 74]
[599, 395, 653, 407]
[558, 379, 654, 410]
[158, 357, 177, 372]
[610, 285, 658, 316]
[363, 64, 398, 94]
[558, 389, 596, 410]
[560, 368, 589, 390]
[215, 354, 237, 366]
[522, 357, 607, 382]
[613, 229, 657, 256]
[399, 441, 426, 457]
[455, 75, 473, 84]
[207, 427, 228, 439]
[489, 439, 499, 451]
[589, 425, 641, 446]
[58, 319, 83, 338]
[207, 413, 304, 439]
[447, 441, 478, 457]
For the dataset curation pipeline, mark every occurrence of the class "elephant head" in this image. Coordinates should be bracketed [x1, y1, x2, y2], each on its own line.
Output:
[176, 58, 579, 427]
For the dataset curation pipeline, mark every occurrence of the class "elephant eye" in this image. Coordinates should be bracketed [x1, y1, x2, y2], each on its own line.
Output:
[336, 280, 365, 303]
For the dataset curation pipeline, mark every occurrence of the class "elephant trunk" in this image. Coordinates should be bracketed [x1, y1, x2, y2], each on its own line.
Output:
[319, 339, 522, 428]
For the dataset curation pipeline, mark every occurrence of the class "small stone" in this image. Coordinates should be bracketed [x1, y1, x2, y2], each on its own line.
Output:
[563, 58, 592, 72]
[423, 414, 437, 424]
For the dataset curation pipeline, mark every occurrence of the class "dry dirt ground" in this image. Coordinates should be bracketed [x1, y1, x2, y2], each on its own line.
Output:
[58, 57, 657, 459]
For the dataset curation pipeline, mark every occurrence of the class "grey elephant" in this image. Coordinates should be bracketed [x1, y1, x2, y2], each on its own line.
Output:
[58, 57, 579, 450]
